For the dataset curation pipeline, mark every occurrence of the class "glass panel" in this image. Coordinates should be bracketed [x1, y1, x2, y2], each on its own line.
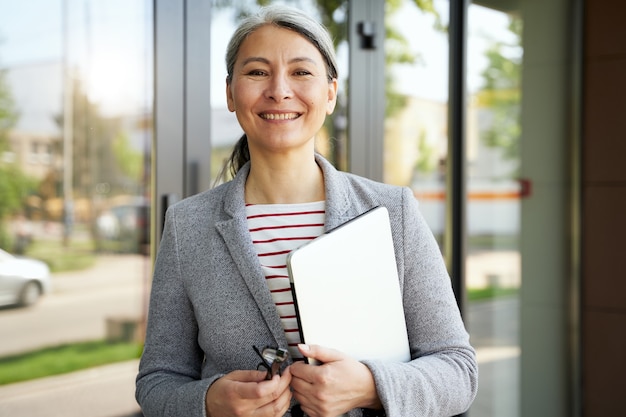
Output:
[209, 0, 349, 184]
[466, 3, 522, 416]
[383, 0, 449, 249]
[0, 0, 152, 413]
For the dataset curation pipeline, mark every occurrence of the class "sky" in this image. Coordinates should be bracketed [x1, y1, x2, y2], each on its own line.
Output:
[391, 0, 517, 102]
[0, 0, 152, 123]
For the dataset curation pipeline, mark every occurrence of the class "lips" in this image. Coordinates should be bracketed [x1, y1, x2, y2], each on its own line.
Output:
[259, 112, 301, 120]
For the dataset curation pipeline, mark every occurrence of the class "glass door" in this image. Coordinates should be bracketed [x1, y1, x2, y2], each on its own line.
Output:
[465, 4, 522, 416]
[463, 0, 575, 415]
[382, 1, 524, 415]
[0, 1, 152, 414]
[382, 0, 450, 248]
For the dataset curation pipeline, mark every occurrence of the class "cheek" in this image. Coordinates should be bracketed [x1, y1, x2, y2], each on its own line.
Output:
[306, 89, 330, 110]
[231, 83, 257, 108]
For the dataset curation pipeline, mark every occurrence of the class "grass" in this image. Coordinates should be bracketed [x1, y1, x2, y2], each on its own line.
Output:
[25, 238, 96, 273]
[0, 340, 142, 385]
[468, 286, 519, 301]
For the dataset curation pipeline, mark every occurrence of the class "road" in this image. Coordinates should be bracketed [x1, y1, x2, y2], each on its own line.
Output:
[0, 254, 148, 417]
[0, 254, 151, 357]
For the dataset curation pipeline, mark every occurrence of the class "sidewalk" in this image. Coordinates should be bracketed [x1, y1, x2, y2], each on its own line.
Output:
[0, 360, 142, 417]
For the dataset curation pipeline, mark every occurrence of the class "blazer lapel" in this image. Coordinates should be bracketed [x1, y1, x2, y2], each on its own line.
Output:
[215, 165, 288, 347]
[316, 154, 361, 229]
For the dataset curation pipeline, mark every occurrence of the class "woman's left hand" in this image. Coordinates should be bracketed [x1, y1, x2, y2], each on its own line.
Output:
[289, 344, 382, 417]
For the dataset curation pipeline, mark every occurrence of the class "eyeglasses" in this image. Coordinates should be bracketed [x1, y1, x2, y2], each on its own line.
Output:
[253, 345, 289, 380]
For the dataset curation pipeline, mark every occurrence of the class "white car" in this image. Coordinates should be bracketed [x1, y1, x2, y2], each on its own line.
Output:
[0, 248, 51, 307]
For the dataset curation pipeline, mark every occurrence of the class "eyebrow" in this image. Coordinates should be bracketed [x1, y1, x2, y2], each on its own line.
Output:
[240, 56, 319, 67]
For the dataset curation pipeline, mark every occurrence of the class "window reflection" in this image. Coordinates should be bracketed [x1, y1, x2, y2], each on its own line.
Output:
[383, 0, 449, 244]
[466, 4, 522, 417]
[0, 1, 152, 412]
[384, 1, 523, 416]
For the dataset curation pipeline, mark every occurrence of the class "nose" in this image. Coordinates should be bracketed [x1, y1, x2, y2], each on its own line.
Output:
[265, 73, 292, 102]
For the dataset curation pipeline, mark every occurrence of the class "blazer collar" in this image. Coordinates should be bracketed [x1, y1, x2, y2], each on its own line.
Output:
[315, 153, 356, 230]
[221, 153, 356, 228]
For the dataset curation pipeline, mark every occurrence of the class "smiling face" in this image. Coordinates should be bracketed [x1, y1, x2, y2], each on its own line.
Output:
[226, 24, 338, 157]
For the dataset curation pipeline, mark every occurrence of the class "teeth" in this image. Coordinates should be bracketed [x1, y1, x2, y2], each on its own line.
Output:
[261, 113, 299, 120]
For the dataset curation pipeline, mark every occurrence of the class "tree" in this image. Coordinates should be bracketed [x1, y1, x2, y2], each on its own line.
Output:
[54, 77, 139, 201]
[476, 16, 522, 176]
[385, 0, 442, 118]
[0, 66, 36, 249]
[414, 129, 436, 174]
[112, 132, 143, 184]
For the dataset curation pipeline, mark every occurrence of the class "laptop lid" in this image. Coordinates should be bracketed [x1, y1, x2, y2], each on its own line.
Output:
[286, 206, 410, 363]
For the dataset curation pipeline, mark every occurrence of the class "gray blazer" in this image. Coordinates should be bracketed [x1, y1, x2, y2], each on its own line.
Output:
[136, 155, 478, 417]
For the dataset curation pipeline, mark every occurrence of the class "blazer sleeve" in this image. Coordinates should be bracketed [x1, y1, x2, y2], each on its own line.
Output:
[135, 207, 220, 417]
[362, 187, 478, 417]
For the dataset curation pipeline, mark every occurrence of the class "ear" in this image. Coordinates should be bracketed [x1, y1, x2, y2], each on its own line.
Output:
[226, 78, 235, 112]
[326, 78, 338, 115]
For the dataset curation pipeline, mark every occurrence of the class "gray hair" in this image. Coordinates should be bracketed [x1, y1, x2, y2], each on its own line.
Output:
[225, 4, 338, 83]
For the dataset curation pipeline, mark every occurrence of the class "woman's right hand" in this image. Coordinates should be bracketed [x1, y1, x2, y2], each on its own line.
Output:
[206, 367, 293, 417]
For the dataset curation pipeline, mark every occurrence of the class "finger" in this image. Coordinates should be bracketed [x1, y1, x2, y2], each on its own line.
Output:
[225, 371, 285, 402]
[206, 374, 268, 417]
[255, 382, 293, 417]
[256, 369, 295, 398]
[289, 359, 317, 384]
[298, 344, 348, 364]
[277, 366, 292, 388]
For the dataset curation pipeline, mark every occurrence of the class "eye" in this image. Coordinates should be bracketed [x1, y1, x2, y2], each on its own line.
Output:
[246, 69, 268, 77]
[294, 70, 313, 77]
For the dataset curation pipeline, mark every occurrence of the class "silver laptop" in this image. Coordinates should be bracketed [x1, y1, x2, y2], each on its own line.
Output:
[286, 206, 410, 364]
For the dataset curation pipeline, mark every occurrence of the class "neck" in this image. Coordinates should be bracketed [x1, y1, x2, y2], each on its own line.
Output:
[245, 153, 324, 204]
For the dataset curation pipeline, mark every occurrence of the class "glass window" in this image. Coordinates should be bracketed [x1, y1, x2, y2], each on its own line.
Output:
[0, 1, 152, 413]
[383, 0, 449, 248]
[466, 3, 522, 416]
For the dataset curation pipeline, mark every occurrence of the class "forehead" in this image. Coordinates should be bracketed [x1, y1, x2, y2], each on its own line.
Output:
[237, 25, 323, 62]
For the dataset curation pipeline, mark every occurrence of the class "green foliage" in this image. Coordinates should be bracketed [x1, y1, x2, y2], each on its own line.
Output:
[477, 15, 523, 175]
[112, 133, 143, 182]
[0, 165, 37, 249]
[54, 76, 139, 199]
[25, 237, 96, 273]
[0, 340, 141, 385]
[414, 130, 436, 173]
[384, 1, 443, 118]
[0, 66, 34, 249]
[0, 68, 19, 135]
[468, 285, 518, 301]
[384, 5, 420, 118]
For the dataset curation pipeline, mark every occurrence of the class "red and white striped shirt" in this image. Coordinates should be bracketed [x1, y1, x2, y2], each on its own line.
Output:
[246, 201, 325, 360]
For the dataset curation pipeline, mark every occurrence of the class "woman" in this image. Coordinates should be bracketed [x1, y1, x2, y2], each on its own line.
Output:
[136, 5, 477, 417]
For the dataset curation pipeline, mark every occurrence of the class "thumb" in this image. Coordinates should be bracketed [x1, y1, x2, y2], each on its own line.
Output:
[298, 344, 347, 364]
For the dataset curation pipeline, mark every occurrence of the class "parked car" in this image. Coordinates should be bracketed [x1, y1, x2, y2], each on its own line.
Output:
[95, 199, 150, 254]
[0, 248, 51, 307]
